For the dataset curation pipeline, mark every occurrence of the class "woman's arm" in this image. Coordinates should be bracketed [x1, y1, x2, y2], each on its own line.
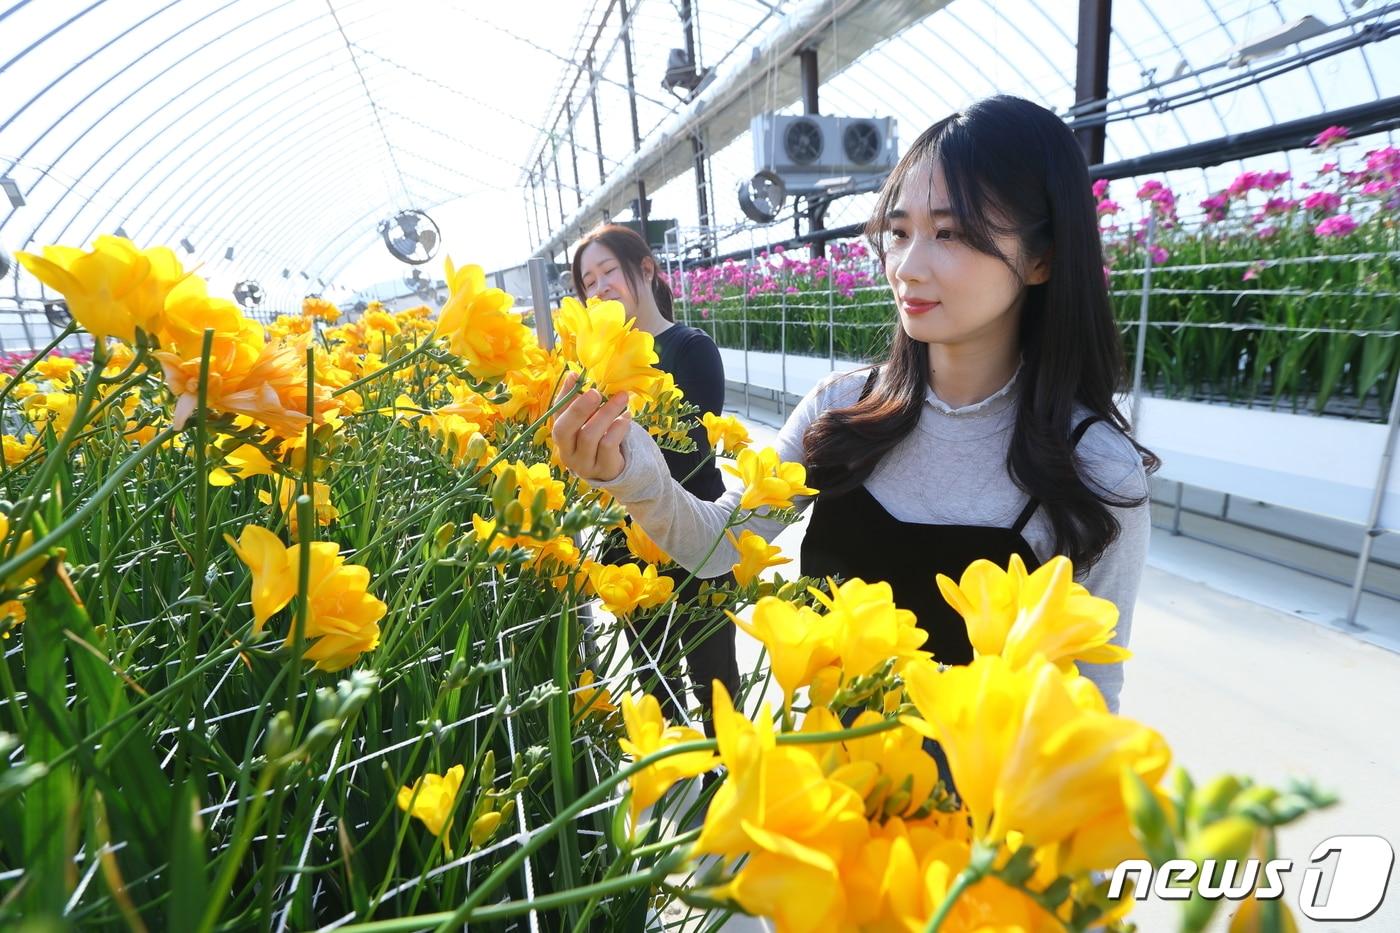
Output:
[1075, 470, 1152, 715]
[555, 371, 840, 577]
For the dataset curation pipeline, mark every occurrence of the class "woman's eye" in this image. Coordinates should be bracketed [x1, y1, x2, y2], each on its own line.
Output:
[935, 228, 957, 241]
[888, 227, 908, 241]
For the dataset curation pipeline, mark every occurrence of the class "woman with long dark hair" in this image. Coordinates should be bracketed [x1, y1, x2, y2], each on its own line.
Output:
[570, 223, 740, 735]
[553, 96, 1157, 714]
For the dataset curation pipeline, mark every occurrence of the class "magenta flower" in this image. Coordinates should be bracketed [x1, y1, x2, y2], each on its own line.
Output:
[1227, 172, 1261, 198]
[1200, 192, 1230, 221]
[1092, 179, 1110, 199]
[1257, 170, 1291, 191]
[1314, 214, 1358, 238]
[1361, 179, 1395, 195]
[1311, 126, 1349, 149]
[1256, 225, 1279, 240]
[1097, 199, 1121, 217]
[1147, 245, 1169, 265]
[1242, 262, 1265, 282]
[1303, 191, 1342, 214]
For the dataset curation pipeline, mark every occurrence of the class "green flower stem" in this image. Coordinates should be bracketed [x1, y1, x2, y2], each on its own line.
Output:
[196, 760, 282, 933]
[420, 716, 900, 932]
[358, 374, 583, 554]
[331, 332, 435, 398]
[9, 338, 109, 541]
[924, 843, 997, 932]
[180, 329, 216, 753]
[0, 424, 179, 582]
[0, 323, 77, 410]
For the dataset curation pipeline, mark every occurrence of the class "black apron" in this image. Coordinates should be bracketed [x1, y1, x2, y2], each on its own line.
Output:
[801, 368, 1101, 666]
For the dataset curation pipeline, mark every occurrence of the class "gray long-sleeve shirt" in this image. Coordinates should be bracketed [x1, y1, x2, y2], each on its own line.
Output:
[593, 366, 1152, 712]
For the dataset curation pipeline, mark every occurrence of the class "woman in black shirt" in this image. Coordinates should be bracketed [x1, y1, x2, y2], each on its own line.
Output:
[570, 223, 739, 735]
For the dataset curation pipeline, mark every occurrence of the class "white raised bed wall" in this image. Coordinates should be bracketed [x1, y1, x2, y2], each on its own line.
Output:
[1137, 397, 1400, 532]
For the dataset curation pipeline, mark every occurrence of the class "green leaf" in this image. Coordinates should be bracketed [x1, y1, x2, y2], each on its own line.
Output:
[1121, 769, 1176, 864]
[167, 782, 210, 932]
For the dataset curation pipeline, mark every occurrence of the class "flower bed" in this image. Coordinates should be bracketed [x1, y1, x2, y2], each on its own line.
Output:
[676, 129, 1400, 422]
[0, 236, 1337, 931]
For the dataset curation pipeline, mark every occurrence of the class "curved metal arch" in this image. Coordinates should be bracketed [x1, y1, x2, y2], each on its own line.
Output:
[191, 121, 408, 285]
[140, 78, 383, 249]
[158, 95, 421, 273]
[61, 58, 353, 249]
[0, 0, 113, 114]
[17, 0, 388, 246]
[1, 0, 238, 187]
[245, 197, 396, 290]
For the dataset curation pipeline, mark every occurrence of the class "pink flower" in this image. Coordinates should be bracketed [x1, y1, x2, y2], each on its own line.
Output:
[1258, 170, 1291, 191]
[1097, 199, 1121, 217]
[1303, 191, 1342, 214]
[1242, 262, 1265, 282]
[1147, 245, 1169, 266]
[1092, 179, 1110, 199]
[1361, 179, 1395, 195]
[1314, 214, 1358, 238]
[1227, 172, 1261, 197]
[1256, 225, 1279, 240]
[1311, 126, 1349, 149]
[1200, 192, 1230, 222]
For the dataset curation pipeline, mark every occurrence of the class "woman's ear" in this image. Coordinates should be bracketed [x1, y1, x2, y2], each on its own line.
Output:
[1026, 250, 1052, 285]
[640, 256, 655, 284]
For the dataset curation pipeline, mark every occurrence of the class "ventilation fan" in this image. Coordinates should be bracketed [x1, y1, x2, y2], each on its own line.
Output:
[234, 280, 264, 308]
[379, 209, 441, 265]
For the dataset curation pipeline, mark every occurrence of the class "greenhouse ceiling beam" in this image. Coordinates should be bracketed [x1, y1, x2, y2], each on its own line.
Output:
[1073, 0, 1112, 165]
[533, 0, 940, 259]
[1090, 94, 1400, 180]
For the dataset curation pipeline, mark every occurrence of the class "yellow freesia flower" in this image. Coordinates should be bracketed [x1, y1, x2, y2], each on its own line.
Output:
[702, 411, 750, 456]
[23, 391, 78, 434]
[397, 764, 465, 853]
[33, 356, 80, 383]
[2, 435, 37, 466]
[573, 669, 619, 720]
[157, 274, 265, 368]
[157, 341, 340, 438]
[810, 577, 930, 679]
[551, 295, 589, 360]
[902, 654, 1171, 859]
[936, 554, 1130, 672]
[16, 235, 185, 341]
[727, 530, 790, 586]
[491, 460, 566, 513]
[302, 296, 340, 322]
[469, 811, 503, 848]
[618, 692, 716, 828]
[729, 597, 836, 711]
[257, 476, 337, 535]
[723, 447, 817, 512]
[585, 562, 674, 617]
[0, 513, 43, 588]
[209, 441, 277, 486]
[225, 524, 386, 671]
[567, 299, 661, 398]
[437, 257, 535, 380]
[622, 519, 670, 565]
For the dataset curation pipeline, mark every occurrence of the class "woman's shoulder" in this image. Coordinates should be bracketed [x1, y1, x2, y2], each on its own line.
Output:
[807, 367, 878, 410]
[1072, 407, 1150, 498]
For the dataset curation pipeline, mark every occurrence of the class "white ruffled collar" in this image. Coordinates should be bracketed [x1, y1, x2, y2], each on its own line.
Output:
[924, 362, 1023, 417]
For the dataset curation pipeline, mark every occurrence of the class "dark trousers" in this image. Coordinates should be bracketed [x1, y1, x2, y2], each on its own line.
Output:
[622, 565, 740, 738]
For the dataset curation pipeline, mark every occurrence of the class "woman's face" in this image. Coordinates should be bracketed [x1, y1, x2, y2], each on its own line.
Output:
[882, 163, 1045, 350]
[577, 242, 640, 315]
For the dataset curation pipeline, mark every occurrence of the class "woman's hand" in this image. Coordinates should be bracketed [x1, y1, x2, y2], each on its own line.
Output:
[552, 371, 632, 483]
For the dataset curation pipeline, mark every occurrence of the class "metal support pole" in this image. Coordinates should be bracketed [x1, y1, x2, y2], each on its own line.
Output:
[1345, 368, 1400, 626]
[799, 48, 819, 115]
[1171, 480, 1184, 536]
[566, 97, 583, 208]
[692, 133, 711, 253]
[779, 262, 788, 421]
[1074, 0, 1112, 165]
[552, 154, 567, 233]
[528, 174, 543, 253]
[1130, 213, 1156, 430]
[619, 0, 647, 235]
[1221, 493, 1231, 520]
[539, 159, 554, 236]
[528, 257, 556, 351]
[587, 53, 606, 187]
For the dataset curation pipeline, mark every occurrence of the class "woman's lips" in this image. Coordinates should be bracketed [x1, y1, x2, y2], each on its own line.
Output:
[901, 299, 940, 316]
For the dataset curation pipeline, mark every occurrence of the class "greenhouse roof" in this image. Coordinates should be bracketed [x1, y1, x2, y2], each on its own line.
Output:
[1, 0, 1397, 316]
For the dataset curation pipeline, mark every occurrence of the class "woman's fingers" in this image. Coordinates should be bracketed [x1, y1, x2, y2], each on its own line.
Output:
[573, 390, 630, 472]
[552, 383, 600, 462]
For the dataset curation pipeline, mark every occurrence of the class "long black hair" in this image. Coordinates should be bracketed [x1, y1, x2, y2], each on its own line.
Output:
[804, 95, 1159, 570]
[570, 224, 675, 322]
